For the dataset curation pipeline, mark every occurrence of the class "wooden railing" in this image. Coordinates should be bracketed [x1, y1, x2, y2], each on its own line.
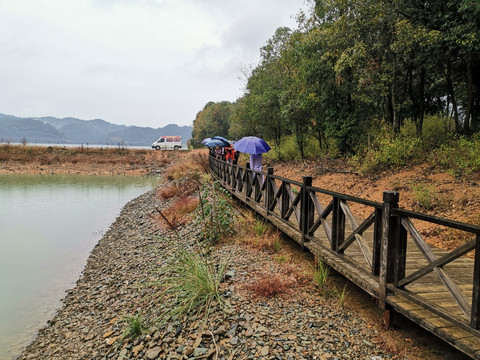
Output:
[209, 155, 480, 336]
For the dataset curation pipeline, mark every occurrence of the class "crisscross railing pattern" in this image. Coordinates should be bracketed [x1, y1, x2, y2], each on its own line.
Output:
[209, 155, 480, 338]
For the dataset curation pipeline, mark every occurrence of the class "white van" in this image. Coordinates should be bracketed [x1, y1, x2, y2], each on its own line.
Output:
[151, 136, 182, 150]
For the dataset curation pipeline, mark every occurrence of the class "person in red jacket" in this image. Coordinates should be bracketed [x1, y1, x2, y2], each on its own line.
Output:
[225, 145, 236, 163]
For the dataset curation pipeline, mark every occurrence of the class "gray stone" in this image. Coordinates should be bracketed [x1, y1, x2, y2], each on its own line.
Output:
[146, 346, 162, 359]
[193, 347, 209, 357]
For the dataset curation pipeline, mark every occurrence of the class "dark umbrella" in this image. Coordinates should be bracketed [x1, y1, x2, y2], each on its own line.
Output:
[211, 136, 229, 142]
[204, 138, 230, 147]
[233, 136, 271, 154]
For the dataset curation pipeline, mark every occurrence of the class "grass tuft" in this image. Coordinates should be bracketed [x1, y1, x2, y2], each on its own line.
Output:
[123, 314, 146, 338]
[312, 260, 330, 290]
[159, 248, 226, 322]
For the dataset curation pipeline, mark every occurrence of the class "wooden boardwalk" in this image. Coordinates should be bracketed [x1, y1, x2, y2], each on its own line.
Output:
[210, 156, 480, 359]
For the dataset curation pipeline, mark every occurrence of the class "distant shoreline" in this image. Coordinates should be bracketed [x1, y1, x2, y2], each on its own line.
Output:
[0, 144, 172, 176]
[6, 142, 154, 150]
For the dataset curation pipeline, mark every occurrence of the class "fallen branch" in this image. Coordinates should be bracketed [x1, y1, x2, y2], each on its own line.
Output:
[154, 205, 177, 230]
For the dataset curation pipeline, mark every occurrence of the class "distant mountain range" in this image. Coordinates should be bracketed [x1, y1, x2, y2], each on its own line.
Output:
[0, 113, 192, 146]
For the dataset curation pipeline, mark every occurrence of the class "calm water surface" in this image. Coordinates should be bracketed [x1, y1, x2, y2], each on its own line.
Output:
[0, 174, 160, 359]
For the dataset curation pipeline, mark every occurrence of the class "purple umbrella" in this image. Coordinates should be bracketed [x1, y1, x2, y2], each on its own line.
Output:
[233, 136, 271, 154]
[201, 138, 211, 144]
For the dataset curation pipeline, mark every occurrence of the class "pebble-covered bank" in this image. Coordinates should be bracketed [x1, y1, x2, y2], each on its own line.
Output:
[18, 186, 396, 360]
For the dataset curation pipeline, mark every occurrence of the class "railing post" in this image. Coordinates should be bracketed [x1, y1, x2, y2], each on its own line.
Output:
[331, 197, 345, 252]
[265, 167, 274, 218]
[394, 208, 408, 287]
[231, 160, 237, 191]
[379, 191, 399, 327]
[301, 176, 313, 249]
[254, 170, 261, 203]
[281, 181, 289, 220]
[372, 206, 383, 276]
[471, 234, 480, 329]
[246, 163, 251, 200]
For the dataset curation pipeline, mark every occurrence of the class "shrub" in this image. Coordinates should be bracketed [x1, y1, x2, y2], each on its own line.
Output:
[428, 134, 480, 177]
[412, 183, 436, 210]
[350, 122, 423, 174]
[265, 135, 301, 161]
[421, 115, 454, 150]
[196, 181, 235, 244]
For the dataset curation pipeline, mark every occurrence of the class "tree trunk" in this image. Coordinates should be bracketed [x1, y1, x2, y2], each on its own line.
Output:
[465, 55, 474, 135]
[417, 66, 425, 136]
[445, 60, 460, 134]
[392, 53, 399, 134]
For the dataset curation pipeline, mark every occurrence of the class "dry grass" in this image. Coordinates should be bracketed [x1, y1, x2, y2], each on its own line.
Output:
[189, 151, 210, 173]
[234, 212, 283, 253]
[0, 144, 154, 163]
[247, 273, 294, 298]
[157, 181, 199, 200]
[157, 195, 199, 229]
[163, 162, 202, 181]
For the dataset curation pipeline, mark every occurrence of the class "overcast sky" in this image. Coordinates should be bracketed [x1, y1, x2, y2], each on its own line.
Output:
[0, 0, 307, 128]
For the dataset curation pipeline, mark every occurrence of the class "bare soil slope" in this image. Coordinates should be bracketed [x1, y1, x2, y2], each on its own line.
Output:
[268, 159, 480, 253]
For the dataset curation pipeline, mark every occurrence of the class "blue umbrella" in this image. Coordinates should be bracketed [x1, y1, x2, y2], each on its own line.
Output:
[204, 138, 230, 147]
[201, 138, 211, 144]
[233, 136, 271, 154]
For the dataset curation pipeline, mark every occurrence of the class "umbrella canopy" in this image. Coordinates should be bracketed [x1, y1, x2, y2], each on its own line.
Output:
[211, 136, 229, 142]
[204, 138, 230, 147]
[233, 136, 271, 154]
[201, 138, 211, 144]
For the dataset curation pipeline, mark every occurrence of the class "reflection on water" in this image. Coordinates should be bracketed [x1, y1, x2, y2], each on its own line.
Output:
[0, 174, 160, 359]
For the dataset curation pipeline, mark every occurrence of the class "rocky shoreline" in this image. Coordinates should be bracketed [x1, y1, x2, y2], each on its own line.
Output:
[16, 183, 402, 360]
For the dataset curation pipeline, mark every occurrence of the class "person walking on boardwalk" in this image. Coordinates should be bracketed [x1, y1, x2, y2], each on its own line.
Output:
[233, 136, 271, 183]
[214, 144, 222, 159]
[225, 145, 236, 163]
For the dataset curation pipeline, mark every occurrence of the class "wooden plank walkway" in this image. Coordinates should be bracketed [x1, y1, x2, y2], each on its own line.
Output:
[210, 158, 480, 359]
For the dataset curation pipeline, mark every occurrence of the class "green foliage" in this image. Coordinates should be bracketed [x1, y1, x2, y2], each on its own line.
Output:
[191, 0, 480, 158]
[333, 284, 349, 308]
[312, 260, 330, 290]
[420, 115, 455, 150]
[429, 134, 480, 177]
[196, 181, 235, 244]
[265, 135, 301, 161]
[160, 248, 226, 322]
[271, 234, 283, 253]
[253, 219, 269, 236]
[412, 183, 436, 210]
[123, 314, 146, 338]
[350, 121, 424, 174]
[191, 101, 233, 147]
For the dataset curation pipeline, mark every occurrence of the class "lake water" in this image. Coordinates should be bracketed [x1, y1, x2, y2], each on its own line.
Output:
[0, 174, 160, 359]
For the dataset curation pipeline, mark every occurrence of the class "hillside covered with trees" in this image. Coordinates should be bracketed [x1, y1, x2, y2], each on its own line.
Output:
[192, 0, 480, 175]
